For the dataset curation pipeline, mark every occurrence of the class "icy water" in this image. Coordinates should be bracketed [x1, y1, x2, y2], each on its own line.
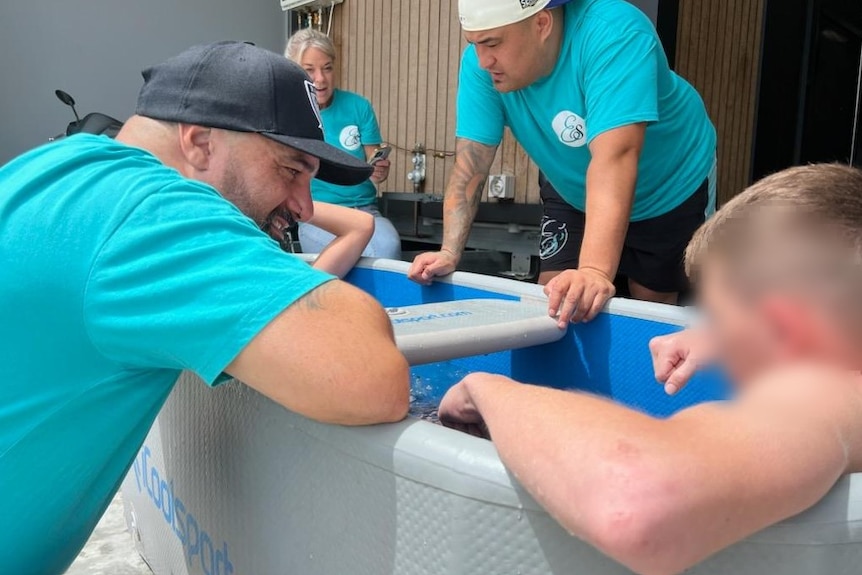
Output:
[408, 362, 470, 423]
[409, 399, 440, 423]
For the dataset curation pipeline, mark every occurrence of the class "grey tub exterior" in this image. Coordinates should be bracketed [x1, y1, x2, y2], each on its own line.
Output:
[122, 260, 862, 575]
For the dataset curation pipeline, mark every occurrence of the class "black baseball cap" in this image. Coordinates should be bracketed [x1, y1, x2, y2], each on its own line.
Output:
[136, 41, 373, 186]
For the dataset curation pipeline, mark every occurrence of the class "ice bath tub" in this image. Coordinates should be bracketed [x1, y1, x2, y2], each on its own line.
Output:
[122, 259, 862, 575]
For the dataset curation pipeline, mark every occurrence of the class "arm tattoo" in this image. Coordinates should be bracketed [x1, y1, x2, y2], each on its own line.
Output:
[295, 279, 338, 312]
[442, 138, 498, 256]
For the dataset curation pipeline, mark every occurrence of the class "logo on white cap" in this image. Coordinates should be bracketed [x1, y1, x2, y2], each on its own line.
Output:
[304, 80, 324, 130]
[459, 0, 553, 32]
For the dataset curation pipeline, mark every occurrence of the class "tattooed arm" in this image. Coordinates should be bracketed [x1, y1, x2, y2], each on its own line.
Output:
[226, 280, 410, 425]
[441, 139, 499, 257]
[408, 138, 498, 284]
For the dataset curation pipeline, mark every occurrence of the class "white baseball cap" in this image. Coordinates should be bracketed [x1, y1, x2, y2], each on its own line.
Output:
[458, 0, 571, 32]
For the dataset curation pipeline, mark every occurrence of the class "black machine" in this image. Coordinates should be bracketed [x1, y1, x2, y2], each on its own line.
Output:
[51, 89, 123, 140]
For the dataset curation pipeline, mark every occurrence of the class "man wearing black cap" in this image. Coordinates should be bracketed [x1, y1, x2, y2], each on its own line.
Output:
[0, 41, 409, 574]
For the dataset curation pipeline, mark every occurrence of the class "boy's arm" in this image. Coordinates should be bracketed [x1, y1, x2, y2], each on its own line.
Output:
[439, 366, 862, 575]
[307, 201, 374, 278]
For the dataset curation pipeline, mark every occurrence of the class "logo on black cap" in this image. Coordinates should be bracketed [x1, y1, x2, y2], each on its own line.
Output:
[304, 80, 324, 130]
[135, 41, 372, 186]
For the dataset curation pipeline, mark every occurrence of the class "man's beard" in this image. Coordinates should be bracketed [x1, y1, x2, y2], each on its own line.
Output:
[218, 158, 298, 240]
[219, 159, 271, 228]
[262, 208, 297, 234]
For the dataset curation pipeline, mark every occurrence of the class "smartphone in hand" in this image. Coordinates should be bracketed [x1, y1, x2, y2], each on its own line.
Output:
[369, 146, 392, 166]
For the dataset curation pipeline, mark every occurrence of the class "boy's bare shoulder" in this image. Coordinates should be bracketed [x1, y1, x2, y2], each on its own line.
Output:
[740, 364, 862, 472]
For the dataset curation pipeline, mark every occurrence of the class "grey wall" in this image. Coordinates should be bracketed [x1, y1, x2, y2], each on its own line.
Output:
[629, 0, 659, 23]
[0, 0, 286, 164]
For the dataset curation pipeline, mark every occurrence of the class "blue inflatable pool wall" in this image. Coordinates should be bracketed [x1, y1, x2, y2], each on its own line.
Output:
[348, 265, 728, 418]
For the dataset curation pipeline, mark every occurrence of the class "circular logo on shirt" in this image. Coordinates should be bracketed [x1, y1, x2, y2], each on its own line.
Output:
[552, 111, 588, 148]
[339, 125, 362, 151]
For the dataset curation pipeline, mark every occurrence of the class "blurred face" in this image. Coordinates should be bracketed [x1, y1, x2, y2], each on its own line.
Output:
[698, 258, 861, 387]
[464, 12, 555, 92]
[300, 47, 336, 108]
[698, 262, 780, 385]
[206, 131, 319, 229]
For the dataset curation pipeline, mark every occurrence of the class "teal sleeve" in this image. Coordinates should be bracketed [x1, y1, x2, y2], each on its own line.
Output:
[358, 96, 383, 146]
[83, 182, 335, 385]
[582, 25, 660, 143]
[455, 46, 505, 146]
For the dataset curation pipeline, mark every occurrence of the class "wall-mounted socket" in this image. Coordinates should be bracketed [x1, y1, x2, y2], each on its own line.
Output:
[488, 174, 515, 200]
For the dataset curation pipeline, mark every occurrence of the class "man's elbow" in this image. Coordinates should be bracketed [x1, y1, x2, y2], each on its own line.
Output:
[581, 469, 696, 575]
[339, 348, 410, 425]
[589, 511, 681, 575]
[366, 351, 411, 423]
[340, 293, 410, 425]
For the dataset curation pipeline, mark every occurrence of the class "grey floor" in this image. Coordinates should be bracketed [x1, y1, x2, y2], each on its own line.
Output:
[65, 493, 153, 575]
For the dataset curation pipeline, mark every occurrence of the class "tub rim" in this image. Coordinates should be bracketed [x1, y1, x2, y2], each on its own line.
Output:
[283, 256, 862, 544]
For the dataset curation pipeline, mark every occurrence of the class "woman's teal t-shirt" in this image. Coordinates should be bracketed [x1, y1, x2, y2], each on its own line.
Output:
[313, 89, 383, 207]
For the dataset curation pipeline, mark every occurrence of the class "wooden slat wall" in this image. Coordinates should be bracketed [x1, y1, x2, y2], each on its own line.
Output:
[675, 0, 765, 205]
[330, 0, 765, 206]
[330, 0, 542, 203]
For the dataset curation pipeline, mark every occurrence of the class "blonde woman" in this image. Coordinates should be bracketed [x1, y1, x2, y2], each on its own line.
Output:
[286, 29, 401, 259]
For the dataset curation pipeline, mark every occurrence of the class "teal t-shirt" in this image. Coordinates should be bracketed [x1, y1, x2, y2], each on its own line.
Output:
[312, 89, 383, 207]
[0, 135, 333, 574]
[456, 0, 716, 221]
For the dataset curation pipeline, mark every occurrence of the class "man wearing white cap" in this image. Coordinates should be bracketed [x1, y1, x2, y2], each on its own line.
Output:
[409, 0, 716, 325]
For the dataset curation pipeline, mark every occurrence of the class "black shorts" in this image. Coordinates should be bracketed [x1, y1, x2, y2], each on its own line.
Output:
[539, 176, 712, 293]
